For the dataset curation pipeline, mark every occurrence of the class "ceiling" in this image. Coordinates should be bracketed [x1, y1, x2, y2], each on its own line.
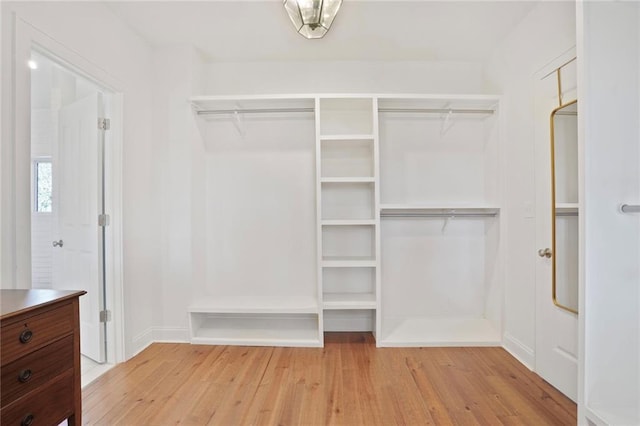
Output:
[107, 1, 539, 63]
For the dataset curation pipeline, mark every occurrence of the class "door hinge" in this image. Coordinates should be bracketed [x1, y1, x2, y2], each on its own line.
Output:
[98, 118, 111, 130]
[98, 214, 110, 227]
[100, 310, 112, 323]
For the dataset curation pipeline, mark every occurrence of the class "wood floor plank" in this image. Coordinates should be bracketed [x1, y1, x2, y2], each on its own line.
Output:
[83, 334, 577, 425]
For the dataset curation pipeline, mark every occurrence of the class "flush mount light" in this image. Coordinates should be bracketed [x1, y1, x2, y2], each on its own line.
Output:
[283, 0, 343, 39]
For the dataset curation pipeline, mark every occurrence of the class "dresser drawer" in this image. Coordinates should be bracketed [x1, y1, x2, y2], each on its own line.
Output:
[0, 370, 74, 426]
[1, 335, 74, 406]
[1, 302, 74, 365]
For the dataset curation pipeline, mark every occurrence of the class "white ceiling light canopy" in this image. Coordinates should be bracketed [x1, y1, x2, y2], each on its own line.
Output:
[283, 0, 343, 39]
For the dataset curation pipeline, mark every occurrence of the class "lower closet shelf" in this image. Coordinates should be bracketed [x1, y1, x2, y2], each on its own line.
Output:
[379, 317, 502, 347]
[189, 312, 322, 347]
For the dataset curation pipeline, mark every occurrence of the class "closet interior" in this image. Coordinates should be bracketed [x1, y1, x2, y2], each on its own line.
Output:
[188, 94, 504, 348]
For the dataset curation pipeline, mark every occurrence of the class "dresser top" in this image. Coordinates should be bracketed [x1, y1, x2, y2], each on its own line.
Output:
[0, 289, 86, 320]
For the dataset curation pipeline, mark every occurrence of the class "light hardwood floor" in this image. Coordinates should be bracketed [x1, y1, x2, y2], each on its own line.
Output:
[82, 333, 576, 425]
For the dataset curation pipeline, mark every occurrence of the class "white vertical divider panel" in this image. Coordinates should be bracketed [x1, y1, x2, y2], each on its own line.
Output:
[372, 97, 382, 343]
[314, 96, 324, 345]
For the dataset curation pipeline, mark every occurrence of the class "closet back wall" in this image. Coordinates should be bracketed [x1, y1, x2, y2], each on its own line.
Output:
[203, 114, 316, 303]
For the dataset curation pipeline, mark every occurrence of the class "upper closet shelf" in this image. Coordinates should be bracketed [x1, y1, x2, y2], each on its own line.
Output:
[189, 95, 315, 117]
[377, 94, 500, 116]
[380, 204, 500, 218]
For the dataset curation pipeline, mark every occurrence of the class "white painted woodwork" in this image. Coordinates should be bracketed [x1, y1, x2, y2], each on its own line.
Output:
[53, 92, 105, 363]
[189, 94, 503, 346]
[533, 51, 579, 403]
[378, 96, 503, 346]
[317, 97, 380, 334]
[579, 2, 640, 423]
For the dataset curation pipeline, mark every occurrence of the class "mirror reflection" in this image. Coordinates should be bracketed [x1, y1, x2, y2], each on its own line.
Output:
[551, 100, 578, 313]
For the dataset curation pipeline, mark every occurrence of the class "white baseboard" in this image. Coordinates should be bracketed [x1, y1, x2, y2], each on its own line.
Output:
[130, 328, 153, 358]
[502, 332, 535, 370]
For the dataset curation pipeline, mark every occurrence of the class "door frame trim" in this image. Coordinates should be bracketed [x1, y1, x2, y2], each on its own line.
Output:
[10, 15, 125, 364]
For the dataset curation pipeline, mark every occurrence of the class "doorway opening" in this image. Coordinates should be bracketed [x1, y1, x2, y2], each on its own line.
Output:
[29, 50, 114, 386]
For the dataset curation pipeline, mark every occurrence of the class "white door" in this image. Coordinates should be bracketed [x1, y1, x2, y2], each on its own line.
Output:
[52, 92, 106, 363]
[534, 56, 579, 401]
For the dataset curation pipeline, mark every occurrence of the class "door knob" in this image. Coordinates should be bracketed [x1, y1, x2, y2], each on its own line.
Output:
[52, 240, 63, 248]
[537, 248, 552, 258]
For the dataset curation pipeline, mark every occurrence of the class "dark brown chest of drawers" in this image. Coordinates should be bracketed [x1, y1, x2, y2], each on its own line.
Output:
[1, 289, 85, 426]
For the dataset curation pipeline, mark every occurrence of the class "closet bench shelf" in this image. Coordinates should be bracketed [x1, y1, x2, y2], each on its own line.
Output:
[380, 318, 502, 347]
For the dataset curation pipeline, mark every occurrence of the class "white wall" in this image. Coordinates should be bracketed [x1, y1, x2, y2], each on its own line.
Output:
[0, 2, 157, 359]
[150, 45, 205, 341]
[484, 1, 576, 368]
[205, 60, 485, 95]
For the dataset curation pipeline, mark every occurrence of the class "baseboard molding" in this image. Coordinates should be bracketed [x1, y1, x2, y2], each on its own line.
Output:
[128, 327, 189, 360]
[130, 328, 153, 358]
[503, 332, 535, 370]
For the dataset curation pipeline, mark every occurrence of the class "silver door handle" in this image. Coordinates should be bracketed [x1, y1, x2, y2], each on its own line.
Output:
[537, 248, 552, 258]
[52, 240, 64, 248]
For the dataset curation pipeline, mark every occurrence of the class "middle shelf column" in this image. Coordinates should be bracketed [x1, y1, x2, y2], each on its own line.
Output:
[315, 97, 381, 341]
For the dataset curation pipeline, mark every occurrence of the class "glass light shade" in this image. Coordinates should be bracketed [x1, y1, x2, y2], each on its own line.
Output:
[283, 0, 343, 39]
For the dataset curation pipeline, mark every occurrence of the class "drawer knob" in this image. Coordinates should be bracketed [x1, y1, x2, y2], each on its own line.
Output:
[19, 329, 33, 344]
[21, 414, 34, 426]
[18, 369, 32, 383]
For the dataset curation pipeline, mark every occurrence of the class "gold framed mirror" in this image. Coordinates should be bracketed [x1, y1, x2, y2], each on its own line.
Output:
[550, 99, 578, 314]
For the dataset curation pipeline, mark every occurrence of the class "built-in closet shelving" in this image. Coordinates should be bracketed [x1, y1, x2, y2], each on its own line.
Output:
[377, 95, 503, 346]
[188, 93, 503, 348]
[188, 95, 322, 347]
[317, 97, 381, 335]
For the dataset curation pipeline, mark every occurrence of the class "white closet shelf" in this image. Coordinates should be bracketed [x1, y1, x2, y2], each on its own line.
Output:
[322, 256, 377, 268]
[188, 296, 318, 314]
[190, 314, 322, 347]
[320, 134, 375, 141]
[321, 177, 375, 183]
[321, 219, 376, 226]
[380, 318, 501, 347]
[380, 204, 500, 217]
[585, 406, 639, 426]
[555, 203, 579, 213]
[189, 95, 315, 116]
[377, 94, 500, 114]
[323, 292, 377, 310]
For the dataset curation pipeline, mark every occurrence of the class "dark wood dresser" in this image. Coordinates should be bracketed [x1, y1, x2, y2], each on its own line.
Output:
[1, 289, 86, 426]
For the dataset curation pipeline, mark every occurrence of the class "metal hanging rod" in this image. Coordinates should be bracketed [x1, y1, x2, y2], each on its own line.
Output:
[381, 212, 498, 219]
[555, 211, 579, 217]
[196, 107, 315, 115]
[620, 204, 640, 213]
[378, 108, 494, 115]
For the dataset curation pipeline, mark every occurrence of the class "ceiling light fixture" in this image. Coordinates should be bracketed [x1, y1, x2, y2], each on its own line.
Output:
[283, 0, 343, 39]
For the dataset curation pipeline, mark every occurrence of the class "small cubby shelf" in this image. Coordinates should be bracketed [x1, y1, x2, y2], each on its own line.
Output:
[322, 256, 377, 268]
[323, 292, 377, 310]
[320, 177, 375, 183]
